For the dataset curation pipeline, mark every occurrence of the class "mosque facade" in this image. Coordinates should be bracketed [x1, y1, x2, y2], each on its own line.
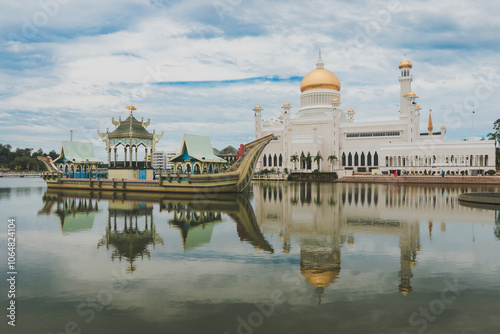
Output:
[254, 52, 496, 176]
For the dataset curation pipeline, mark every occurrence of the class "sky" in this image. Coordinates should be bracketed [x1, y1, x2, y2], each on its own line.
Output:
[1, 0, 499, 160]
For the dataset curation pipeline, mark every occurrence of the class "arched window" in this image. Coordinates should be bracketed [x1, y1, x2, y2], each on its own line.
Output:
[186, 164, 192, 174]
[374, 152, 379, 166]
[361, 152, 365, 166]
[268, 154, 272, 167]
[301, 152, 306, 169]
[348, 153, 352, 166]
[263, 154, 267, 167]
[354, 152, 359, 166]
[342, 153, 346, 167]
[279, 154, 283, 167]
[273, 154, 277, 166]
[367, 152, 372, 166]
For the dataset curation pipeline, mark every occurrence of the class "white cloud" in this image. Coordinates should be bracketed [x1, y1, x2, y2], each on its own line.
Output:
[2, 0, 500, 155]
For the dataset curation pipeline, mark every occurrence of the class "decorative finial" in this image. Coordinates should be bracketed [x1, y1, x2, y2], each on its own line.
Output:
[316, 49, 324, 69]
[126, 105, 136, 117]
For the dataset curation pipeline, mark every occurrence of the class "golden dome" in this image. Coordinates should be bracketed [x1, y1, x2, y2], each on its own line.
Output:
[300, 68, 341, 92]
[125, 105, 136, 110]
[254, 105, 262, 109]
[347, 108, 354, 113]
[301, 269, 340, 288]
[313, 126, 317, 129]
[331, 98, 340, 103]
[399, 286, 413, 295]
[280, 113, 284, 118]
[416, 104, 420, 109]
[398, 60, 412, 69]
[407, 92, 416, 97]
[441, 125, 446, 129]
[283, 102, 290, 107]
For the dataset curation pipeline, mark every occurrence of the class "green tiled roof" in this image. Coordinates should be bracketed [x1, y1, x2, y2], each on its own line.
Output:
[219, 145, 237, 155]
[109, 116, 153, 139]
[54, 141, 101, 163]
[171, 134, 227, 163]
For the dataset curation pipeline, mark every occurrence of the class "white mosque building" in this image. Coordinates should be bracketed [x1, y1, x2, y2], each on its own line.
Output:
[254, 52, 496, 176]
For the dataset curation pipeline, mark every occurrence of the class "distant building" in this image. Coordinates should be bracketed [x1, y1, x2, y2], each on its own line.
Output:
[217, 145, 238, 164]
[153, 150, 177, 171]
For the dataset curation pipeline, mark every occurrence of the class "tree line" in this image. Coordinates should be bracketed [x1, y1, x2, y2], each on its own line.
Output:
[0, 144, 58, 171]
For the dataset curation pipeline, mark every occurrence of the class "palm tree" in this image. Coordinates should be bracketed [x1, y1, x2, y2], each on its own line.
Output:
[313, 153, 323, 171]
[304, 153, 312, 171]
[290, 154, 299, 170]
[327, 154, 338, 172]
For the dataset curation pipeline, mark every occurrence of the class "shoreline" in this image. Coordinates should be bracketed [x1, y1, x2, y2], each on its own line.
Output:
[253, 175, 500, 185]
[335, 175, 500, 185]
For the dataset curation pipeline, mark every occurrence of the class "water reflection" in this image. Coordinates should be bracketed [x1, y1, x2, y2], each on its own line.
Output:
[38, 192, 99, 233]
[38, 189, 274, 270]
[253, 181, 499, 297]
[97, 201, 163, 273]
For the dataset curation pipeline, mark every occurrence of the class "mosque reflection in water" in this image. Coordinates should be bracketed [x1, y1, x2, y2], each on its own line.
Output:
[38, 182, 499, 300]
[254, 181, 499, 298]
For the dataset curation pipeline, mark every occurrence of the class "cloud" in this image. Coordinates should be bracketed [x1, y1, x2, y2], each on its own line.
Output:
[1, 0, 500, 157]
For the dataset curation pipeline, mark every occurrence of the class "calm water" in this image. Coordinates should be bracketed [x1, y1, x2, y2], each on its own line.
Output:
[1, 178, 500, 334]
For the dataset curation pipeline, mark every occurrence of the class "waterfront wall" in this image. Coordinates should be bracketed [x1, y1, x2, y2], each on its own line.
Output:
[288, 172, 338, 181]
[337, 175, 500, 185]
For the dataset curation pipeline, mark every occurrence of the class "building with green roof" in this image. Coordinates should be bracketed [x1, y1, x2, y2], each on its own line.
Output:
[169, 134, 228, 174]
[53, 141, 102, 178]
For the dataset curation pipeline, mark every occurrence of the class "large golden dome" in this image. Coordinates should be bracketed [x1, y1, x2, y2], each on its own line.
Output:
[300, 50, 341, 93]
[300, 68, 341, 92]
[301, 268, 340, 288]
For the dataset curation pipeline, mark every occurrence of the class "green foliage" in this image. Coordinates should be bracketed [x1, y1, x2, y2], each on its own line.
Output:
[0, 143, 58, 171]
[284, 168, 288, 174]
[487, 169, 496, 175]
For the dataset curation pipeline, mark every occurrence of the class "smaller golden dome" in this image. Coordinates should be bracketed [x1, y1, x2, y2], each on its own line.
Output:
[407, 92, 416, 97]
[416, 104, 420, 109]
[283, 102, 290, 107]
[331, 98, 340, 103]
[399, 286, 413, 295]
[399, 60, 412, 69]
[313, 126, 317, 129]
[288, 127, 292, 131]
[254, 105, 262, 109]
[441, 125, 446, 129]
[280, 113, 284, 118]
[347, 108, 354, 113]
